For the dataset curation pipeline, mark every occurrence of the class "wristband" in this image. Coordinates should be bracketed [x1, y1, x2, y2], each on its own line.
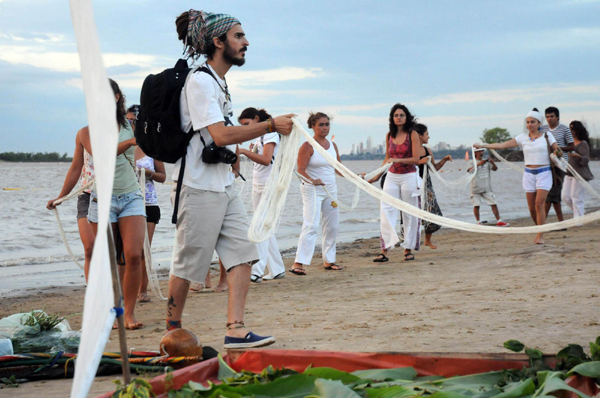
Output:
[268, 118, 275, 133]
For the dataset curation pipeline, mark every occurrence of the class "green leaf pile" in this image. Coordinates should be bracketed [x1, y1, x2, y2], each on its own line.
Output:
[162, 352, 600, 398]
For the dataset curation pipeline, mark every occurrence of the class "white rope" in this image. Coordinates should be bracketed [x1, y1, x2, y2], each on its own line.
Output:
[421, 158, 428, 212]
[293, 122, 600, 234]
[247, 118, 301, 243]
[490, 149, 600, 201]
[488, 149, 525, 173]
[426, 146, 477, 188]
[52, 181, 94, 270]
[294, 171, 360, 211]
[139, 169, 167, 301]
[558, 157, 600, 201]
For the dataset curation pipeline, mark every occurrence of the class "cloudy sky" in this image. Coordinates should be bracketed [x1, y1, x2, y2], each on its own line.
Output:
[1, 0, 599, 155]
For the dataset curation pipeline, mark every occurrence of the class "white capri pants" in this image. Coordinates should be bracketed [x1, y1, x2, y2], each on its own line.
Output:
[380, 172, 421, 251]
[295, 182, 339, 265]
[251, 185, 285, 278]
[562, 176, 586, 220]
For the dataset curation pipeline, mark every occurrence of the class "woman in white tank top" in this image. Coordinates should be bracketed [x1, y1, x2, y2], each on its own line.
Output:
[291, 112, 343, 275]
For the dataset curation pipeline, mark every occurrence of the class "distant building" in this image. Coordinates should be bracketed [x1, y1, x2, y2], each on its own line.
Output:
[358, 142, 364, 154]
[434, 142, 451, 151]
[366, 136, 373, 154]
[351, 144, 356, 155]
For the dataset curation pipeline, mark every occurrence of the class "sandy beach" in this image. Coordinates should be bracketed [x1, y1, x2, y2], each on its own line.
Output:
[2, 213, 599, 397]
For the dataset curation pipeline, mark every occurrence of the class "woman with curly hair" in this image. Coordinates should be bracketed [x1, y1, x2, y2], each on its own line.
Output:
[368, 104, 421, 262]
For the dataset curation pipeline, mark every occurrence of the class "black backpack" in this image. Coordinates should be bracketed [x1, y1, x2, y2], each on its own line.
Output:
[135, 58, 217, 223]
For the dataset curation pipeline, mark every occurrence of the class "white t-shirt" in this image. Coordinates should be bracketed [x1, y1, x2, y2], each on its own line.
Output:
[252, 132, 280, 186]
[515, 132, 556, 166]
[173, 63, 236, 192]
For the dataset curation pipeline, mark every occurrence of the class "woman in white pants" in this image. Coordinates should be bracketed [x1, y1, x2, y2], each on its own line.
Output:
[476, 108, 562, 244]
[368, 104, 421, 262]
[291, 112, 343, 275]
[562, 121, 594, 223]
[238, 108, 286, 283]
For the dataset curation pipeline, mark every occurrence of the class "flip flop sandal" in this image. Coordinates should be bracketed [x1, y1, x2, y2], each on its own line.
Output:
[324, 264, 343, 271]
[373, 253, 389, 263]
[137, 293, 151, 302]
[404, 253, 415, 261]
[289, 268, 306, 276]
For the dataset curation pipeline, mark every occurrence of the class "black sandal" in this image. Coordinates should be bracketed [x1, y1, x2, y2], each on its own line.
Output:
[324, 264, 343, 271]
[373, 253, 389, 263]
[404, 253, 415, 261]
[289, 268, 306, 276]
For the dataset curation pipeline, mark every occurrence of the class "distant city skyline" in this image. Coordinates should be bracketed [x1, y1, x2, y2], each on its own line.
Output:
[347, 136, 472, 156]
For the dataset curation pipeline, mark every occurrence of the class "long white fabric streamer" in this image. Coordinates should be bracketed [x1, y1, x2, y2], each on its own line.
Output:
[489, 149, 600, 201]
[293, 122, 600, 234]
[138, 169, 167, 301]
[247, 118, 301, 243]
[69, 0, 119, 396]
[52, 181, 93, 270]
[294, 171, 361, 211]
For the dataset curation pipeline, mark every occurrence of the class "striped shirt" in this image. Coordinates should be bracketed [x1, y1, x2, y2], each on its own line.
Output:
[541, 123, 573, 161]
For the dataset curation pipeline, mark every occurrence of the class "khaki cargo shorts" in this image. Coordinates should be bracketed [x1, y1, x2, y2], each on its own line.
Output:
[170, 184, 259, 284]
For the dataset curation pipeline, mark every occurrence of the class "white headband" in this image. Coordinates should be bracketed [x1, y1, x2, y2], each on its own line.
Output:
[474, 148, 485, 152]
[526, 110, 543, 123]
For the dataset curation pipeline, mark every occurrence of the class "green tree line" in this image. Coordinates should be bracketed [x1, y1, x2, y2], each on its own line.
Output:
[0, 152, 72, 162]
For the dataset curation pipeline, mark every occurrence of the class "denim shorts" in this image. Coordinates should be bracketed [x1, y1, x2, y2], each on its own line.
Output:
[88, 189, 146, 223]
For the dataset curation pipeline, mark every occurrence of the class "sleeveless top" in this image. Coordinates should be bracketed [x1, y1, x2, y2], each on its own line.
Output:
[306, 139, 337, 186]
[113, 123, 139, 196]
[418, 147, 430, 178]
[388, 133, 416, 175]
[135, 156, 158, 206]
[79, 149, 94, 194]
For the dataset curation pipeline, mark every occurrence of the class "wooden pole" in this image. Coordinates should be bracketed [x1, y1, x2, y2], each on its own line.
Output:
[106, 224, 132, 384]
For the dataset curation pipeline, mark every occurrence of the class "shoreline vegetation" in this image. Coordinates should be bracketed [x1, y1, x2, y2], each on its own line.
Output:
[0, 152, 72, 162]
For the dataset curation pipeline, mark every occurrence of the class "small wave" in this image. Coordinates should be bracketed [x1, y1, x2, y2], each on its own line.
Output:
[0, 254, 82, 268]
[343, 218, 380, 224]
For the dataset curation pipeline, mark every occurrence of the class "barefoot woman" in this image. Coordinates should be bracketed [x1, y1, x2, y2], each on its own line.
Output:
[475, 108, 562, 244]
[81, 79, 146, 329]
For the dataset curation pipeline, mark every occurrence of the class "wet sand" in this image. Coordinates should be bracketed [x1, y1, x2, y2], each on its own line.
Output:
[3, 214, 600, 397]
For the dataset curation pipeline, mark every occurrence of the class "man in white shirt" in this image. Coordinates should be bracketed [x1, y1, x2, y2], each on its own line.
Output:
[167, 10, 294, 349]
[541, 106, 574, 222]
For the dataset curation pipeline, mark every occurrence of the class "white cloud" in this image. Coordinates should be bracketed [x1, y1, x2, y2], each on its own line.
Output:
[227, 67, 322, 87]
[420, 85, 600, 106]
[0, 44, 166, 73]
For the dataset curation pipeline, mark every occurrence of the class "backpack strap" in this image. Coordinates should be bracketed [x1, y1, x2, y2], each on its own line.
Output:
[172, 153, 187, 224]
[171, 64, 230, 224]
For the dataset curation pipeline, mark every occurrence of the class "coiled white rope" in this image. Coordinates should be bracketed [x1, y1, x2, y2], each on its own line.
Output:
[52, 181, 94, 270]
[138, 169, 167, 301]
[247, 118, 301, 243]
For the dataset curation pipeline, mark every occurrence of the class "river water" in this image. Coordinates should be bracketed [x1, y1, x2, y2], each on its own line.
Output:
[1, 160, 599, 296]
